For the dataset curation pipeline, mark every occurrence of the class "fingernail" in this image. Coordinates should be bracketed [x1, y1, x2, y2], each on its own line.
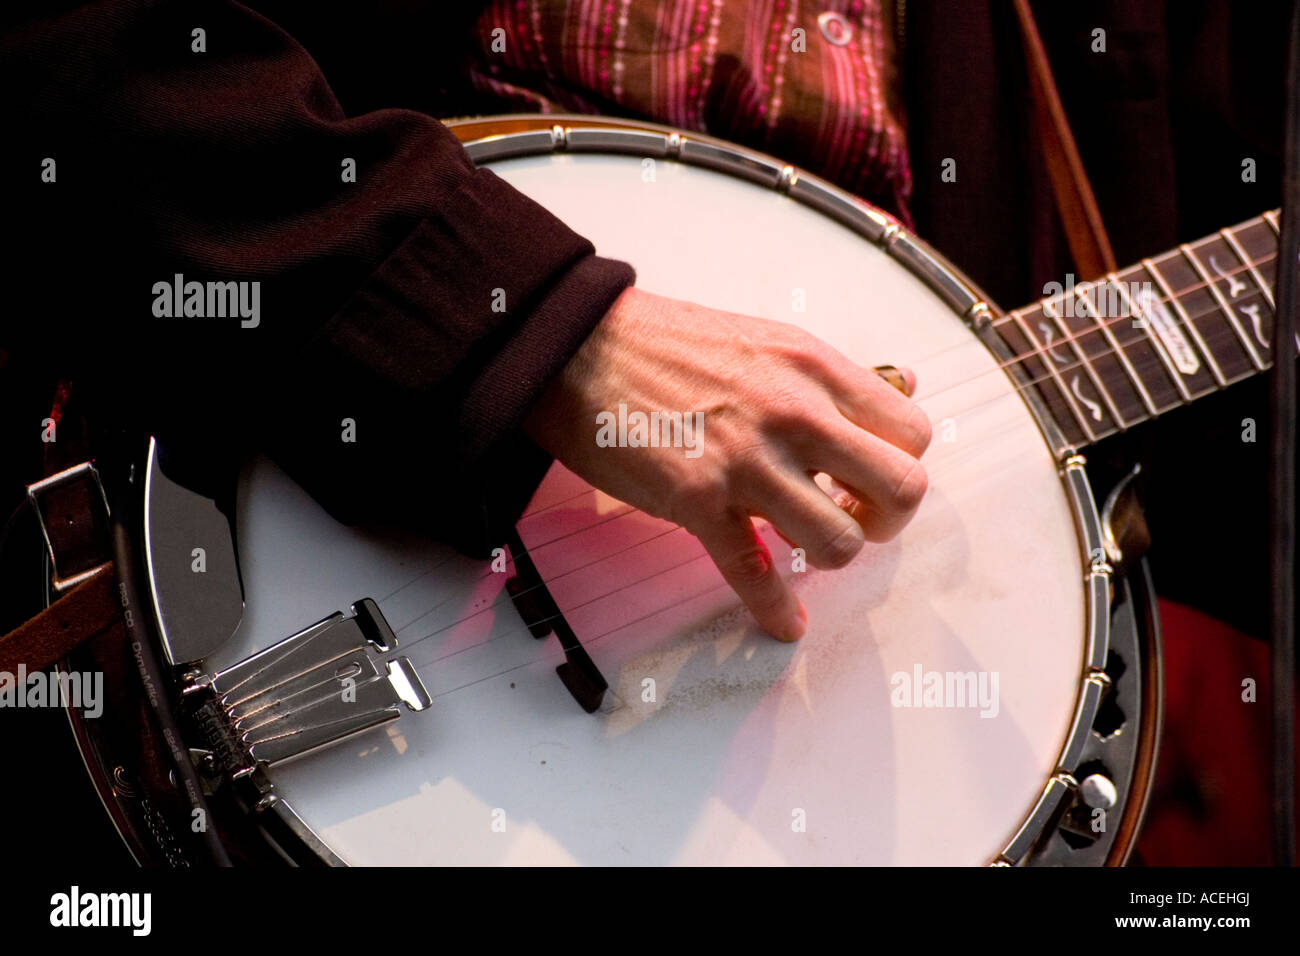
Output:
[873, 365, 909, 395]
[779, 606, 808, 641]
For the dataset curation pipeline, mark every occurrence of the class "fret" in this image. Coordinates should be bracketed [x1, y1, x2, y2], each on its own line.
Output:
[1005, 307, 1103, 442]
[998, 210, 1286, 450]
[1038, 300, 1127, 430]
[1074, 277, 1172, 417]
[1144, 250, 1255, 381]
[1039, 286, 1143, 428]
[1183, 232, 1276, 362]
[1264, 209, 1280, 232]
[1220, 224, 1274, 309]
[994, 309, 1094, 445]
[1177, 243, 1266, 370]
[1108, 265, 1195, 402]
[1224, 214, 1300, 357]
[1231, 217, 1280, 315]
[1119, 260, 1221, 395]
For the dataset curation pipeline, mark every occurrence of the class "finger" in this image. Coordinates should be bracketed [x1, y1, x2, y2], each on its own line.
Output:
[812, 424, 929, 542]
[749, 472, 865, 570]
[695, 511, 807, 641]
[838, 484, 916, 543]
[819, 353, 931, 456]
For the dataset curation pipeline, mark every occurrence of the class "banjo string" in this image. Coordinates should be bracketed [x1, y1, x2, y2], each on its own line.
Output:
[384, 407, 1050, 677]
[393, 408, 1049, 705]
[397, 265, 1275, 596]
[370, 251, 1284, 636]
[388, 515, 678, 636]
[312, 343, 1167, 721]
[911, 250, 1282, 407]
[409, 578, 738, 706]
[374, 484, 623, 609]
[204, 408, 1075, 723]
[387, 393, 1038, 641]
[392, 416, 1093, 703]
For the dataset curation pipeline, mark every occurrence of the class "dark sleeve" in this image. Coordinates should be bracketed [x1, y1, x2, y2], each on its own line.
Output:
[2, 0, 634, 556]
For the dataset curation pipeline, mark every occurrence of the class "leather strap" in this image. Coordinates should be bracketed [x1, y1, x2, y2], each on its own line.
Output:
[1013, 0, 1117, 281]
[0, 561, 118, 673]
[0, 379, 122, 673]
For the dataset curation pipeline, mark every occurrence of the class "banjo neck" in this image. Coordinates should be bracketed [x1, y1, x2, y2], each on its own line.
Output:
[990, 210, 1288, 448]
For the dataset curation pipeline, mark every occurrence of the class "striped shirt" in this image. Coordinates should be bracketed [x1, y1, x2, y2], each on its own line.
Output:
[467, 0, 912, 221]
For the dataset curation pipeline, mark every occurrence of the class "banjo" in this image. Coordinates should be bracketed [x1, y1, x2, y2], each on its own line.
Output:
[54, 115, 1285, 866]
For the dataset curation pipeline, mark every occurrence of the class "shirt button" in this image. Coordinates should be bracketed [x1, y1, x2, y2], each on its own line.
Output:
[817, 11, 854, 46]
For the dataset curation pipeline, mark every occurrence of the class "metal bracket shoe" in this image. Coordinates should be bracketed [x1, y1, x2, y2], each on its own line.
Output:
[28, 461, 113, 592]
[185, 598, 431, 774]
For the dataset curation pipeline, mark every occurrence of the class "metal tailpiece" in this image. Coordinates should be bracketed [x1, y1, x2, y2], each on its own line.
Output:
[187, 598, 431, 774]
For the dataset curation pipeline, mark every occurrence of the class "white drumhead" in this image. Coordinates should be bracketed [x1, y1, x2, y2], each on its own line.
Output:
[214, 149, 1086, 865]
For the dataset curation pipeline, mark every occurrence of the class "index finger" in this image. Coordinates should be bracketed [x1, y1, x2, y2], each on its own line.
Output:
[694, 512, 807, 642]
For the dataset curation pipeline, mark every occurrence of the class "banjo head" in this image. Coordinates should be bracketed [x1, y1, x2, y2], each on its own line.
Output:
[132, 117, 1141, 866]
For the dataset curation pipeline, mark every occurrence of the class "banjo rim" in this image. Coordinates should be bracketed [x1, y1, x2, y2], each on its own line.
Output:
[442, 113, 1132, 866]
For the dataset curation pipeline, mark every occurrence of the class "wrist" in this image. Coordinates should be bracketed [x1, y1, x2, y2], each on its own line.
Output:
[523, 284, 643, 451]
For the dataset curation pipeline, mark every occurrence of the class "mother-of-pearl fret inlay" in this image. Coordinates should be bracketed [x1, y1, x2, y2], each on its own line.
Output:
[1208, 252, 1247, 297]
[1243, 303, 1268, 348]
[1105, 271, 1195, 403]
[1133, 283, 1199, 374]
[1007, 306, 1098, 442]
[1076, 278, 1166, 414]
[1185, 243, 1263, 369]
[1221, 227, 1275, 308]
[1041, 300, 1124, 427]
[991, 212, 1289, 448]
[1180, 243, 1266, 370]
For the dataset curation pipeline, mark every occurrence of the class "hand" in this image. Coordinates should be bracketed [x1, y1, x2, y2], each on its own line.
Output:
[524, 286, 932, 641]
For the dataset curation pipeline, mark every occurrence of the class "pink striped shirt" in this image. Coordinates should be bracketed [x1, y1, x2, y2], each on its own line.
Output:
[467, 0, 912, 222]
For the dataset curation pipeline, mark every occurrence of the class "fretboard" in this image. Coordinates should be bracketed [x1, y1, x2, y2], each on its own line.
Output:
[991, 211, 1291, 448]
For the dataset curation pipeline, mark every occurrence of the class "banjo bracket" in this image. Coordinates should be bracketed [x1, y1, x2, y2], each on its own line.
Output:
[1101, 465, 1151, 575]
[181, 598, 432, 777]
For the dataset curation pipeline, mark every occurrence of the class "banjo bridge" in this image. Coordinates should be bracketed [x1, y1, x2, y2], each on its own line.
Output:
[504, 529, 609, 714]
[182, 598, 432, 776]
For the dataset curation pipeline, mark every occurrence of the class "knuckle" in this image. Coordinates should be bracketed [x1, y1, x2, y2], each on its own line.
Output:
[798, 411, 840, 449]
[726, 442, 772, 494]
[890, 458, 929, 514]
[719, 544, 775, 590]
[730, 442, 794, 502]
[778, 329, 832, 374]
[773, 320, 817, 349]
[816, 520, 865, 569]
[669, 474, 730, 527]
[762, 399, 839, 456]
[760, 391, 811, 435]
[729, 437, 771, 473]
[905, 404, 933, 454]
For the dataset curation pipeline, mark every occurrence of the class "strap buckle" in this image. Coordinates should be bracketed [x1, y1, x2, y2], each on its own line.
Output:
[27, 461, 113, 593]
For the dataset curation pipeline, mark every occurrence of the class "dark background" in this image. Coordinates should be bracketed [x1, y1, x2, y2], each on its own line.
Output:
[1, 0, 1293, 865]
